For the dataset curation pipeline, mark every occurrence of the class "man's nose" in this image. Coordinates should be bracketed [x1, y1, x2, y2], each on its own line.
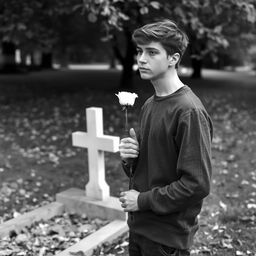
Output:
[138, 53, 147, 63]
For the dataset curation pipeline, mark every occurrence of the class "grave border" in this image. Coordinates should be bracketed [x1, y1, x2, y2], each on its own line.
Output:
[0, 195, 128, 256]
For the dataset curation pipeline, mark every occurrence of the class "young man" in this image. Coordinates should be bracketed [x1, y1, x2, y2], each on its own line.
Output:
[119, 20, 213, 256]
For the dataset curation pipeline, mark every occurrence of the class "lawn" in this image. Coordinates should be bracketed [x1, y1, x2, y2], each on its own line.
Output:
[0, 68, 255, 256]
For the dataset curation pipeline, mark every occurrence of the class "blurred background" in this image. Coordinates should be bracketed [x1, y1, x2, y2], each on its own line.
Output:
[0, 0, 255, 86]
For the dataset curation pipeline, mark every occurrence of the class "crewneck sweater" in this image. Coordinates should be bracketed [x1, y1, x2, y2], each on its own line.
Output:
[123, 85, 213, 249]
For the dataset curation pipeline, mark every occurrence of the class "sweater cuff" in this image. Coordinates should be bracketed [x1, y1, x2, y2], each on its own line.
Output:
[138, 191, 151, 211]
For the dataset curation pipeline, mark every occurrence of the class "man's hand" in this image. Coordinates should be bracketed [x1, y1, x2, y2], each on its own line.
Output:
[119, 128, 139, 162]
[119, 190, 140, 212]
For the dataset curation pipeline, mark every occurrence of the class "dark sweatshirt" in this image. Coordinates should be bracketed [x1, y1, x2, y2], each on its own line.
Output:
[123, 85, 213, 250]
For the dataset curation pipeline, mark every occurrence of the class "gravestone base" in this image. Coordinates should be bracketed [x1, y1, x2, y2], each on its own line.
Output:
[56, 187, 127, 221]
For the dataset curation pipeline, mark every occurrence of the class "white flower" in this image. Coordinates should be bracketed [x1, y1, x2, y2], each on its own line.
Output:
[115, 91, 138, 106]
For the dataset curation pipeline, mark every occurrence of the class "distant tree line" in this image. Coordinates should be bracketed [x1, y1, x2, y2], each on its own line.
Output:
[0, 0, 255, 88]
[0, 0, 110, 72]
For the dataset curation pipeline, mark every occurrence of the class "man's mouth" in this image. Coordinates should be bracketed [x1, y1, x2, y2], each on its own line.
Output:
[139, 67, 150, 72]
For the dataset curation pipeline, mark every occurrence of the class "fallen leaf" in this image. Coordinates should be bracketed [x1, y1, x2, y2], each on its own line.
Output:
[221, 239, 233, 249]
[219, 201, 227, 211]
[247, 204, 256, 209]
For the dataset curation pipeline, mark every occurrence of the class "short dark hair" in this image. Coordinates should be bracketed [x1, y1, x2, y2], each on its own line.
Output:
[132, 19, 189, 68]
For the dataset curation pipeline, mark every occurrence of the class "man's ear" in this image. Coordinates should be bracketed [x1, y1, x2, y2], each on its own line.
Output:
[168, 53, 180, 67]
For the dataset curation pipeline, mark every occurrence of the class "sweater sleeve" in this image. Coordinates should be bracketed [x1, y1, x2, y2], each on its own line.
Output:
[138, 109, 213, 214]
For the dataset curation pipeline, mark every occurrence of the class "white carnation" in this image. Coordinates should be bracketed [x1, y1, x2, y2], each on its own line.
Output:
[115, 91, 138, 106]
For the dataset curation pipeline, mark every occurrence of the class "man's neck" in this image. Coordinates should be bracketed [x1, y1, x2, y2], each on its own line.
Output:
[151, 69, 184, 97]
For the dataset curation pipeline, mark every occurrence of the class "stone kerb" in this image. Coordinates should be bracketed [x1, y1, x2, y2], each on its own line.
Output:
[0, 202, 64, 239]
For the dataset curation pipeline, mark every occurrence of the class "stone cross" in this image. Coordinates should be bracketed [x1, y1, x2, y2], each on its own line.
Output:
[72, 107, 120, 201]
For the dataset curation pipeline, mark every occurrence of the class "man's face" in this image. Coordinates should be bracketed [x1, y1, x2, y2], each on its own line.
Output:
[136, 41, 170, 81]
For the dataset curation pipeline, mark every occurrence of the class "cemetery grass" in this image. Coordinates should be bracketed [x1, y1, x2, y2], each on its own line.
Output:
[0, 69, 256, 255]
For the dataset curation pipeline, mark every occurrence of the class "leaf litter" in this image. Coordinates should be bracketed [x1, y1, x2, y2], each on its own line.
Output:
[0, 213, 108, 256]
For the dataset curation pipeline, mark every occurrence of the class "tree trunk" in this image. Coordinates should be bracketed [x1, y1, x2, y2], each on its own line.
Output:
[41, 52, 53, 69]
[186, 23, 205, 80]
[191, 57, 202, 79]
[58, 45, 69, 68]
[1, 41, 17, 73]
[112, 30, 136, 90]
[109, 54, 116, 69]
[120, 59, 134, 90]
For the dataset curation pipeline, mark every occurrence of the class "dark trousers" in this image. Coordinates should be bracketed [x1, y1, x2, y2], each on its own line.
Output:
[129, 232, 190, 256]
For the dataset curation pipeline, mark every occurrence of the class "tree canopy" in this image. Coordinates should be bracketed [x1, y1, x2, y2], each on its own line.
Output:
[83, 0, 255, 53]
[83, 0, 256, 81]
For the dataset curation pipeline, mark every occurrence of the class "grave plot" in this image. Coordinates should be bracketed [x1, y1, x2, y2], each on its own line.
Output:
[0, 213, 109, 256]
[0, 107, 128, 256]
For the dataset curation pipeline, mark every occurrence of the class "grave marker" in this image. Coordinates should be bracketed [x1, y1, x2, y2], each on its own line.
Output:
[72, 107, 120, 200]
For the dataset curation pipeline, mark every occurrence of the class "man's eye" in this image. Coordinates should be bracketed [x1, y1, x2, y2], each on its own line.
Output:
[149, 51, 157, 56]
[137, 50, 142, 55]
